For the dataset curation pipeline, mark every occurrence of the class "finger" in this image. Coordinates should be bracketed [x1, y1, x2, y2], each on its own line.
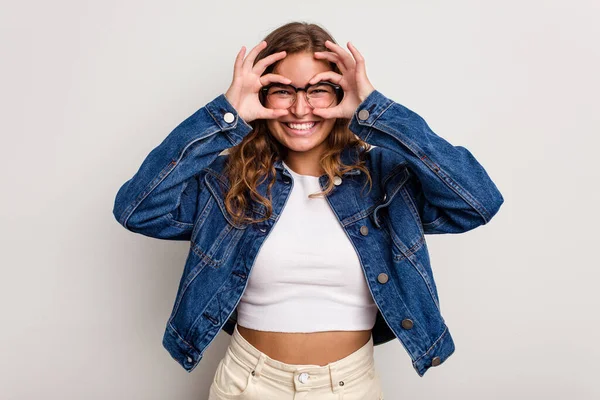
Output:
[259, 107, 290, 120]
[243, 40, 268, 71]
[253, 51, 287, 75]
[324, 40, 356, 69]
[347, 42, 366, 75]
[308, 71, 344, 86]
[259, 73, 292, 86]
[311, 105, 343, 120]
[313, 51, 347, 73]
[233, 46, 246, 78]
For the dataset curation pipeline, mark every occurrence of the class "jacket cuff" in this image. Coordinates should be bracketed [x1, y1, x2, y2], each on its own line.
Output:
[205, 94, 253, 145]
[349, 90, 395, 133]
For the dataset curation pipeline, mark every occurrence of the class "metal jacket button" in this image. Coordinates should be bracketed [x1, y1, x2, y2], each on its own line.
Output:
[358, 109, 370, 120]
[333, 176, 342, 186]
[360, 225, 369, 235]
[401, 319, 414, 329]
[223, 112, 235, 123]
[377, 273, 388, 283]
[431, 356, 441, 366]
[187, 356, 193, 363]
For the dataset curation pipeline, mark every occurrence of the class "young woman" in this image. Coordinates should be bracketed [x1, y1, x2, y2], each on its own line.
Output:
[113, 22, 503, 400]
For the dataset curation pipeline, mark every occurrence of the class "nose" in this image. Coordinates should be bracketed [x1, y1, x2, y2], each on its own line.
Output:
[290, 91, 311, 118]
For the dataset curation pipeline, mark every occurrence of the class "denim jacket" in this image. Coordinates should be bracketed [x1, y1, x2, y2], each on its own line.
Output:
[113, 90, 504, 377]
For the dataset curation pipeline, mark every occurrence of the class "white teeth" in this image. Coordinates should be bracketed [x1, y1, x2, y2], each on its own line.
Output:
[286, 122, 316, 130]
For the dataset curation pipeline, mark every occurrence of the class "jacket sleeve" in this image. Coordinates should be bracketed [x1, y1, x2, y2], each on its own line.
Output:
[349, 90, 504, 234]
[112, 94, 252, 240]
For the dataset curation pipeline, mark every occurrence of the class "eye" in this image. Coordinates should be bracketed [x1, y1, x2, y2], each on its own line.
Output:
[308, 83, 334, 94]
[267, 87, 293, 96]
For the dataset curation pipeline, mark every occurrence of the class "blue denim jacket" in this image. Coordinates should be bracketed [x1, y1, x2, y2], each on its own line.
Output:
[113, 90, 504, 377]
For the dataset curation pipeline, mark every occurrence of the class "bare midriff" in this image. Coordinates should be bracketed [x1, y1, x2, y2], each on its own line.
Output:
[236, 324, 373, 366]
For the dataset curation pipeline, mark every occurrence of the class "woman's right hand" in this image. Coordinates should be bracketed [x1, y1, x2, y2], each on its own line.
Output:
[224, 41, 291, 123]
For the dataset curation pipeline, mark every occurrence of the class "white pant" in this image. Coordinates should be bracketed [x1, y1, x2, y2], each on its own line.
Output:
[208, 324, 384, 399]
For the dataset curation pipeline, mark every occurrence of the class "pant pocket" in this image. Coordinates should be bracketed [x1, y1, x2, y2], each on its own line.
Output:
[210, 349, 256, 399]
[336, 363, 383, 400]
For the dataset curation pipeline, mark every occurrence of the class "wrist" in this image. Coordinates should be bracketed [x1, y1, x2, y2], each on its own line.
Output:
[223, 92, 237, 110]
[358, 87, 375, 103]
[223, 93, 248, 122]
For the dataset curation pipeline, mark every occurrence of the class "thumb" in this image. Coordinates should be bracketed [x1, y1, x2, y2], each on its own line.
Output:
[262, 108, 289, 119]
[312, 107, 337, 119]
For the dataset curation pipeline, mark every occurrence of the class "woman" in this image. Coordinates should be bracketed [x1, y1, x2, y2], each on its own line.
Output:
[113, 22, 503, 400]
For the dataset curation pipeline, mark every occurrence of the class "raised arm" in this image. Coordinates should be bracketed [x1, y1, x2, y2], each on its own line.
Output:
[350, 90, 504, 233]
[112, 95, 253, 240]
[113, 41, 292, 240]
[308, 40, 503, 234]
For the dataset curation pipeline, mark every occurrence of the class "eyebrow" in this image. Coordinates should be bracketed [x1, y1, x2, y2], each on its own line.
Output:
[273, 81, 329, 88]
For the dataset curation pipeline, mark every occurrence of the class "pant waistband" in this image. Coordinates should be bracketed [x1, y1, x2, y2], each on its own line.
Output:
[230, 324, 374, 393]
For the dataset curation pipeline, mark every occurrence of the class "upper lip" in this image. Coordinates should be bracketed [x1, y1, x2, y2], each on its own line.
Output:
[283, 121, 320, 124]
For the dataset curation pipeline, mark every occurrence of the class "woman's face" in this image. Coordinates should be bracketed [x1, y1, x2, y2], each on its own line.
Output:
[265, 51, 337, 157]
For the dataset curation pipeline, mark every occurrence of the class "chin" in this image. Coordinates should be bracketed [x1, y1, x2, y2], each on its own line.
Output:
[283, 140, 325, 153]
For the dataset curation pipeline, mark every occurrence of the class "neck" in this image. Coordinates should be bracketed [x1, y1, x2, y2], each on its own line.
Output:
[283, 145, 328, 177]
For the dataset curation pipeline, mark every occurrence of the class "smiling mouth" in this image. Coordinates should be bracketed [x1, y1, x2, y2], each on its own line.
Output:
[284, 122, 318, 130]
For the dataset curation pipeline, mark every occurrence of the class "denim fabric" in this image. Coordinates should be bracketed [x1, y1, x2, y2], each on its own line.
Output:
[113, 90, 504, 377]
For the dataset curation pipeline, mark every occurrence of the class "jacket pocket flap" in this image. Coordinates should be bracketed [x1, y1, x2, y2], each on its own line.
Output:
[204, 171, 248, 230]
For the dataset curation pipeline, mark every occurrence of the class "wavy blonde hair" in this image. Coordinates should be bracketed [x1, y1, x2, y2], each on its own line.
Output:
[224, 22, 373, 226]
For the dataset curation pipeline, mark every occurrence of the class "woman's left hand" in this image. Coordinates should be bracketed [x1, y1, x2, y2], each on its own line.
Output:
[309, 40, 375, 119]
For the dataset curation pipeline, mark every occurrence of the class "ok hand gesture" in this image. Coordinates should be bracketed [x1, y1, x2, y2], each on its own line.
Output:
[308, 41, 375, 120]
[225, 41, 291, 123]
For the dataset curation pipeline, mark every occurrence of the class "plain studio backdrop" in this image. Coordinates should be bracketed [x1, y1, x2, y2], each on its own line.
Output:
[1, 0, 598, 399]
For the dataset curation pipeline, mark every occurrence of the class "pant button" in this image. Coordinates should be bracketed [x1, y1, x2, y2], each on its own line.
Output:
[298, 372, 309, 383]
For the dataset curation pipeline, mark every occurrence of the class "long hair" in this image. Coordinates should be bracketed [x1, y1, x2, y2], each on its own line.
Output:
[224, 22, 373, 226]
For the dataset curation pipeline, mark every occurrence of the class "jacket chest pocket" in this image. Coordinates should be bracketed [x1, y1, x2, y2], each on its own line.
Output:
[372, 164, 426, 248]
[372, 164, 410, 224]
[189, 171, 247, 268]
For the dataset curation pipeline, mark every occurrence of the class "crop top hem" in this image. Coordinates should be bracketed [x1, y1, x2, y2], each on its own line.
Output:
[236, 303, 378, 333]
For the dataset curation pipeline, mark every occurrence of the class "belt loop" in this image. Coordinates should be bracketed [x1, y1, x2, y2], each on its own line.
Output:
[253, 352, 266, 378]
[328, 363, 344, 395]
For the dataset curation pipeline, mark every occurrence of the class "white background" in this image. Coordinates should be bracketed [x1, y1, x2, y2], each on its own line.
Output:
[1, 0, 599, 399]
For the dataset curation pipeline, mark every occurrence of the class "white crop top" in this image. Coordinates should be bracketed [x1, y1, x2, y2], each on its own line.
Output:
[235, 161, 379, 333]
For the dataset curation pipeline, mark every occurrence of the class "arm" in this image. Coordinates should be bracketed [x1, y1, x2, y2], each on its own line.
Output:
[350, 90, 504, 234]
[308, 41, 503, 234]
[112, 94, 252, 240]
[113, 41, 294, 240]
